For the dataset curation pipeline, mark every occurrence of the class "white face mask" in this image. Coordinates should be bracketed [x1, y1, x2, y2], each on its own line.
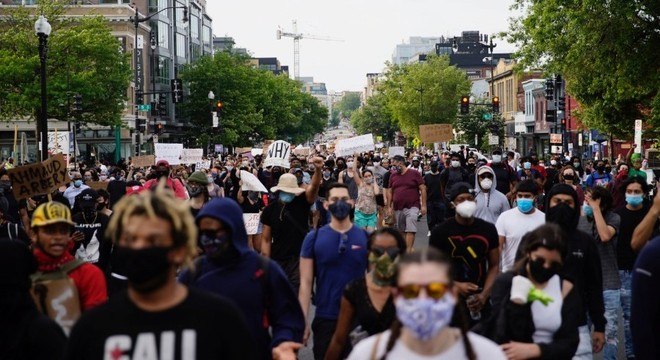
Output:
[492, 155, 502, 163]
[451, 160, 460, 168]
[455, 200, 477, 218]
[550, 160, 557, 166]
[480, 178, 493, 190]
[347, 162, 354, 168]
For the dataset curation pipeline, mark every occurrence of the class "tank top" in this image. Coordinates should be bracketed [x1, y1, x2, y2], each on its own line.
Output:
[531, 275, 563, 344]
[356, 184, 377, 214]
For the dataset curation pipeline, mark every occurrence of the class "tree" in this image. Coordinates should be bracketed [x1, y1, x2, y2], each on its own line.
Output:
[0, 2, 132, 127]
[380, 55, 472, 137]
[334, 92, 361, 118]
[350, 93, 399, 144]
[506, 0, 660, 139]
[454, 103, 505, 150]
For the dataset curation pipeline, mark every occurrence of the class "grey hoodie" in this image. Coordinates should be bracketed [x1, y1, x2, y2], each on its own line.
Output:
[474, 166, 510, 224]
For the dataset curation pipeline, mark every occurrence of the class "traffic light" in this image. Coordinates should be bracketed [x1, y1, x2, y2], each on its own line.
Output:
[136, 118, 146, 133]
[136, 90, 144, 105]
[158, 95, 167, 117]
[171, 78, 183, 103]
[156, 123, 163, 135]
[546, 109, 556, 123]
[74, 121, 81, 134]
[150, 101, 158, 117]
[558, 96, 566, 112]
[72, 93, 83, 113]
[545, 79, 554, 100]
[492, 96, 500, 113]
[489, 122, 500, 134]
[460, 96, 469, 114]
[215, 101, 224, 114]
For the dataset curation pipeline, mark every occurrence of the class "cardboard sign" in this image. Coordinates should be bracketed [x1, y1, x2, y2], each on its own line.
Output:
[240, 151, 254, 161]
[550, 134, 562, 144]
[155, 143, 184, 165]
[243, 213, 261, 235]
[240, 170, 268, 193]
[180, 149, 203, 164]
[195, 160, 211, 171]
[235, 147, 252, 156]
[335, 134, 375, 157]
[8, 154, 70, 200]
[48, 131, 71, 155]
[389, 146, 405, 157]
[87, 181, 109, 191]
[419, 124, 452, 143]
[132, 155, 155, 168]
[264, 140, 291, 168]
[293, 146, 310, 156]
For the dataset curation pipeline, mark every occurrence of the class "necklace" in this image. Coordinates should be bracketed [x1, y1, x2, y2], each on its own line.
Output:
[82, 211, 97, 224]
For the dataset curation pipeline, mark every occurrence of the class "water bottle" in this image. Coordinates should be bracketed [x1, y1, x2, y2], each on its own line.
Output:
[467, 295, 481, 321]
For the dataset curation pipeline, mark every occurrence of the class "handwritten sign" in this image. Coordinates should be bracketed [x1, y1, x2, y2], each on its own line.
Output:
[293, 146, 310, 156]
[243, 213, 261, 235]
[235, 147, 252, 156]
[180, 149, 203, 164]
[8, 154, 70, 200]
[195, 160, 211, 171]
[389, 146, 405, 157]
[335, 134, 375, 157]
[132, 155, 155, 168]
[87, 181, 109, 191]
[240, 170, 268, 193]
[264, 140, 291, 168]
[48, 131, 71, 155]
[155, 143, 183, 165]
[419, 124, 452, 143]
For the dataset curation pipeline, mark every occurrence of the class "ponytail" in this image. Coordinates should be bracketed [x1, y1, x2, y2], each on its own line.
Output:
[455, 301, 476, 360]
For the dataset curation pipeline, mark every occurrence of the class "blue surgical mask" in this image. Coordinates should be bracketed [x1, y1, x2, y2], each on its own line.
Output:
[279, 192, 296, 204]
[626, 194, 644, 207]
[582, 204, 594, 217]
[74, 180, 82, 188]
[523, 162, 532, 170]
[517, 198, 534, 213]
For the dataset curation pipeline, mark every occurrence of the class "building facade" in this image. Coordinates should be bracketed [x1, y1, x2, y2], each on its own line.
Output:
[250, 57, 289, 76]
[392, 36, 444, 65]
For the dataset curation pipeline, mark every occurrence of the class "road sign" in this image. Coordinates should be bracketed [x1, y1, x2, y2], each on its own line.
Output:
[483, 113, 493, 120]
[488, 134, 499, 146]
[138, 104, 151, 112]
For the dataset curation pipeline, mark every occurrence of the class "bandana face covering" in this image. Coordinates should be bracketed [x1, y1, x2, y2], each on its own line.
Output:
[368, 251, 399, 286]
[395, 293, 456, 341]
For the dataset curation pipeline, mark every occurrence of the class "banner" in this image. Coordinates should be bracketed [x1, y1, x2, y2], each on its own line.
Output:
[8, 154, 70, 200]
[335, 134, 375, 157]
[419, 124, 452, 143]
[263, 140, 291, 168]
[154, 143, 183, 165]
[180, 149, 203, 164]
[243, 213, 261, 235]
[195, 160, 211, 171]
[389, 146, 405, 157]
[240, 170, 268, 193]
[132, 155, 155, 168]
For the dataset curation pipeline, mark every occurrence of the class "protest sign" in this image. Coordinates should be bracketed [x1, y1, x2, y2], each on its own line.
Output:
[154, 143, 183, 165]
[48, 131, 71, 155]
[132, 155, 155, 168]
[195, 160, 211, 171]
[214, 144, 224, 153]
[241, 151, 254, 160]
[235, 147, 252, 156]
[87, 181, 109, 191]
[419, 124, 452, 143]
[335, 134, 375, 157]
[262, 140, 274, 155]
[240, 170, 268, 193]
[243, 213, 261, 235]
[8, 154, 70, 200]
[180, 149, 203, 164]
[293, 146, 310, 156]
[263, 140, 291, 168]
[389, 146, 405, 157]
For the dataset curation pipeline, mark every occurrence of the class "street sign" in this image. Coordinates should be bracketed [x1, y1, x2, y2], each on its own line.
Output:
[171, 79, 183, 103]
[138, 104, 151, 112]
[634, 119, 642, 154]
[551, 145, 563, 154]
[483, 113, 493, 120]
[488, 134, 499, 146]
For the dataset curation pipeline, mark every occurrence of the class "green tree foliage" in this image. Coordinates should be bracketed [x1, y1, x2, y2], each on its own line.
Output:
[506, 0, 660, 138]
[180, 52, 327, 147]
[350, 93, 399, 143]
[330, 108, 340, 127]
[334, 92, 361, 118]
[380, 55, 472, 137]
[0, 2, 131, 127]
[454, 103, 505, 150]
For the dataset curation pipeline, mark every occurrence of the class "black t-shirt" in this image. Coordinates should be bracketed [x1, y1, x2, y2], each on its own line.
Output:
[490, 163, 515, 195]
[424, 172, 443, 202]
[429, 218, 498, 287]
[344, 277, 395, 336]
[615, 205, 658, 270]
[65, 288, 255, 360]
[261, 193, 311, 261]
[71, 212, 111, 273]
[382, 171, 391, 189]
[106, 180, 126, 209]
[240, 192, 264, 214]
[439, 168, 470, 200]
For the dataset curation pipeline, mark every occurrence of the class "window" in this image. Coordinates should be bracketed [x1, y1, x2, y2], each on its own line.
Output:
[191, 16, 199, 39]
[157, 56, 170, 85]
[158, 0, 168, 13]
[191, 43, 201, 61]
[176, 33, 186, 58]
[149, 0, 158, 13]
[203, 25, 211, 46]
[176, 2, 186, 28]
[158, 21, 169, 49]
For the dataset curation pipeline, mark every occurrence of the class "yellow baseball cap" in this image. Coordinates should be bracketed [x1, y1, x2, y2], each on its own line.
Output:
[31, 202, 76, 228]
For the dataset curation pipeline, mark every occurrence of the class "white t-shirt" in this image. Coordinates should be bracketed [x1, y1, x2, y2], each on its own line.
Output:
[495, 207, 546, 272]
[348, 329, 506, 360]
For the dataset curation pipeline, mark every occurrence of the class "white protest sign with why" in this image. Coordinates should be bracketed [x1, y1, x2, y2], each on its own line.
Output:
[264, 140, 291, 168]
[240, 170, 268, 193]
[243, 213, 261, 235]
[334, 134, 375, 157]
[154, 143, 184, 165]
[179, 148, 203, 164]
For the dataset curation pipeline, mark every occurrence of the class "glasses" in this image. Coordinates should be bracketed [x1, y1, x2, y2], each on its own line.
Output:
[371, 246, 400, 259]
[397, 282, 448, 300]
[338, 233, 348, 254]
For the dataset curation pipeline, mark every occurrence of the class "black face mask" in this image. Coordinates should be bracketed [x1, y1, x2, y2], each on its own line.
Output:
[111, 246, 172, 293]
[528, 258, 560, 283]
[199, 232, 238, 264]
[546, 202, 578, 232]
[96, 203, 106, 211]
[328, 200, 352, 220]
[563, 174, 575, 181]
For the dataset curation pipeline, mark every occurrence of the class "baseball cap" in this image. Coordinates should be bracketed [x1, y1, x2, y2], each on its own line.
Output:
[449, 182, 475, 202]
[31, 202, 75, 228]
[78, 188, 99, 208]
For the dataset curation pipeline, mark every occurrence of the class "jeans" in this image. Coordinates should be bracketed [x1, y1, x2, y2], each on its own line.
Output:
[312, 317, 338, 360]
[426, 201, 445, 232]
[619, 270, 635, 358]
[573, 325, 593, 360]
[602, 289, 621, 360]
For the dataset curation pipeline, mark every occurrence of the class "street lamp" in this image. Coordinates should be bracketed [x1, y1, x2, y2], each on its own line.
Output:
[35, 15, 52, 161]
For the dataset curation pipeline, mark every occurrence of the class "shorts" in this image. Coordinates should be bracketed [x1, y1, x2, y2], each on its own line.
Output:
[394, 207, 419, 233]
[354, 210, 377, 229]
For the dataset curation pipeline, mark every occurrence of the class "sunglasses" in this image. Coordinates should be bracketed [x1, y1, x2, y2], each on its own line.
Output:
[371, 246, 400, 259]
[478, 173, 494, 179]
[338, 233, 348, 254]
[397, 282, 448, 300]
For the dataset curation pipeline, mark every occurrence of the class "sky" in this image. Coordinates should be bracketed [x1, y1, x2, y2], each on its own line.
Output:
[206, 0, 519, 92]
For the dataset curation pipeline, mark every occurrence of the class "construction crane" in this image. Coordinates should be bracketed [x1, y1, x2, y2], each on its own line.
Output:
[276, 20, 342, 80]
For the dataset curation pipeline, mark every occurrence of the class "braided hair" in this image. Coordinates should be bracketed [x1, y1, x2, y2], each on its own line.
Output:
[378, 248, 476, 360]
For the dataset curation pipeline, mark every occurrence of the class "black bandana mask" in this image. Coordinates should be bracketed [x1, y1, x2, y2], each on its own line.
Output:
[546, 202, 579, 232]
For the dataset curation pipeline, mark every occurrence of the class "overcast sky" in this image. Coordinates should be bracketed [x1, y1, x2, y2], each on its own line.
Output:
[206, 0, 518, 92]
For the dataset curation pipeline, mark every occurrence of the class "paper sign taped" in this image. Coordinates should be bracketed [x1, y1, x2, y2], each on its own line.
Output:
[264, 140, 291, 168]
[132, 155, 155, 168]
[335, 134, 375, 157]
[8, 154, 70, 200]
[243, 213, 261, 235]
[240, 170, 268, 193]
[155, 143, 184, 165]
[419, 124, 452, 143]
[180, 149, 203, 164]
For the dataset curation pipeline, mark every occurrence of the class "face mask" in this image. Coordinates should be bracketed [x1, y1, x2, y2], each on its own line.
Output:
[605, 166, 612, 173]
[492, 155, 502, 163]
[546, 202, 578, 231]
[96, 202, 106, 211]
[451, 160, 460, 168]
[467, 163, 476, 169]
[563, 174, 574, 181]
[626, 194, 644, 207]
[523, 162, 532, 170]
[187, 184, 204, 197]
[99, 175, 108, 181]
[365, 178, 374, 184]
[337, 162, 346, 169]
[154, 170, 168, 178]
[517, 198, 534, 213]
[550, 160, 557, 166]
[528, 258, 559, 283]
[84, 176, 92, 182]
[207, 176, 214, 183]
[328, 200, 351, 220]
[323, 170, 331, 178]
[368, 251, 398, 286]
[346, 162, 354, 168]
[455, 200, 477, 218]
[573, 162, 580, 168]
[279, 192, 296, 204]
[199, 232, 230, 258]
[395, 294, 456, 341]
[374, 162, 380, 166]
[596, 165, 604, 173]
[73, 180, 82, 188]
[225, 166, 234, 172]
[111, 246, 172, 293]
[242, 161, 249, 167]
[582, 203, 593, 217]
[480, 178, 493, 190]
